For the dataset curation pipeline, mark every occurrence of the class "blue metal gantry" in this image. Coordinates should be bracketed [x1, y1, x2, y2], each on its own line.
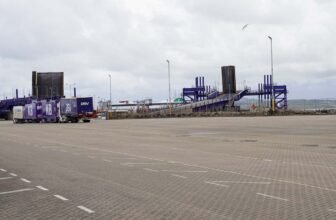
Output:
[180, 74, 288, 112]
[182, 76, 209, 102]
[0, 96, 33, 119]
[246, 75, 288, 110]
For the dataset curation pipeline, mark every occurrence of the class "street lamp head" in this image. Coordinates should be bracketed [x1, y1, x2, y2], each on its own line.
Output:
[268, 36, 272, 40]
[166, 60, 169, 63]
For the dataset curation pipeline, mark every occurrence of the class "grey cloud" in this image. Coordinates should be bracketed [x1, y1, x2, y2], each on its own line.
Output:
[0, 0, 335, 100]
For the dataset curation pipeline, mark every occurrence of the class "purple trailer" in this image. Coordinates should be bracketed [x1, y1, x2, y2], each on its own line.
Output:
[23, 100, 58, 123]
[40, 100, 58, 122]
[23, 102, 37, 122]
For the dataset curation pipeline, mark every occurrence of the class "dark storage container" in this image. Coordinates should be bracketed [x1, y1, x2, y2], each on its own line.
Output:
[77, 97, 94, 114]
[221, 66, 236, 94]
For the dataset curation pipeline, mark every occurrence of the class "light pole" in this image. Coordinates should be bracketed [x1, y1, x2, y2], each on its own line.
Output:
[166, 60, 172, 114]
[65, 83, 72, 97]
[108, 74, 112, 110]
[268, 36, 275, 112]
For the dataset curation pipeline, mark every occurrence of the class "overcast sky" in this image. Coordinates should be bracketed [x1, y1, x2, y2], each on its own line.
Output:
[0, 0, 335, 102]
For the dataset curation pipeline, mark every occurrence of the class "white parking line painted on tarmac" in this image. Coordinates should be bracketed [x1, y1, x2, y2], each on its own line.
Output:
[256, 193, 288, 201]
[121, 162, 162, 167]
[264, 159, 273, 162]
[88, 156, 96, 159]
[104, 158, 137, 162]
[9, 173, 17, 177]
[205, 181, 229, 188]
[0, 188, 34, 195]
[144, 168, 159, 172]
[77, 206, 95, 214]
[0, 169, 7, 172]
[213, 181, 271, 185]
[171, 174, 187, 179]
[328, 209, 336, 213]
[20, 178, 31, 183]
[42, 146, 58, 149]
[0, 177, 13, 180]
[36, 186, 49, 191]
[168, 160, 336, 193]
[113, 157, 137, 160]
[161, 170, 208, 173]
[54, 195, 69, 201]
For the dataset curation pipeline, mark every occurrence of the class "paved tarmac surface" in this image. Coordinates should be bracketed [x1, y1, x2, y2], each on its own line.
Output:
[0, 115, 336, 219]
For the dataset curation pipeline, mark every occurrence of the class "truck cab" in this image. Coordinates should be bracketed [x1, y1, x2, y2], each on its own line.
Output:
[13, 106, 24, 123]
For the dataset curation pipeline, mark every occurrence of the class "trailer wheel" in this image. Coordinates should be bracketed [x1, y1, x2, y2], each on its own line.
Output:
[71, 118, 79, 123]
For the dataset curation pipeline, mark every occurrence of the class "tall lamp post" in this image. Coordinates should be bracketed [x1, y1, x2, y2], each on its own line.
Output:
[108, 74, 112, 110]
[268, 36, 275, 112]
[166, 60, 172, 114]
[65, 83, 72, 97]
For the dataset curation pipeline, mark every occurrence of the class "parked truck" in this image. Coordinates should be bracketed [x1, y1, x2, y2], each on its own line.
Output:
[13, 106, 24, 123]
[12, 97, 94, 124]
[59, 97, 93, 123]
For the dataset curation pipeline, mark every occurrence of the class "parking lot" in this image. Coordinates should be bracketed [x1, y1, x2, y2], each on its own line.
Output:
[1, 115, 336, 219]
